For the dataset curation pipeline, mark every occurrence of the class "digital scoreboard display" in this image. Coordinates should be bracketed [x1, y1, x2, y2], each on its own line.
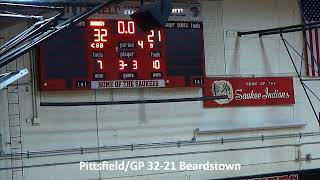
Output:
[39, 19, 205, 91]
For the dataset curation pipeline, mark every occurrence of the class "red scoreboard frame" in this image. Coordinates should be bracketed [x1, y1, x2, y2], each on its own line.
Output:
[39, 19, 205, 91]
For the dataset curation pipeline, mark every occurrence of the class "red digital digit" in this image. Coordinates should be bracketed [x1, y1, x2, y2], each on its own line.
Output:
[148, 30, 155, 42]
[93, 29, 100, 42]
[97, 60, 103, 69]
[133, 60, 138, 70]
[152, 60, 161, 70]
[118, 21, 125, 34]
[93, 29, 107, 42]
[148, 30, 155, 48]
[158, 30, 162, 42]
[118, 21, 135, 34]
[138, 40, 144, 49]
[100, 29, 108, 42]
[119, 60, 128, 70]
[128, 21, 135, 34]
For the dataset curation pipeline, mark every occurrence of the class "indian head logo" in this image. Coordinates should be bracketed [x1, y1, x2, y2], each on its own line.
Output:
[211, 80, 234, 104]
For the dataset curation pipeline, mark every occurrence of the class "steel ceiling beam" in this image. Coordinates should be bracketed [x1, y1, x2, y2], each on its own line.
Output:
[40, 95, 229, 106]
[0, 13, 43, 20]
[0, 69, 29, 90]
[0, 13, 60, 55]
[0, 2, 64, 10]
[0, 0, 124, 69]
[238, 21, 320, 37]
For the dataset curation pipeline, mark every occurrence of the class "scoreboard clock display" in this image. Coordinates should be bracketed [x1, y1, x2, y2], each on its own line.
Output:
[39, 19, 205, 91]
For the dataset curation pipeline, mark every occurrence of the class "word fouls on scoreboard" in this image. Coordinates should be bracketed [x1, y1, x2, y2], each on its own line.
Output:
[88, 20, 163, 80]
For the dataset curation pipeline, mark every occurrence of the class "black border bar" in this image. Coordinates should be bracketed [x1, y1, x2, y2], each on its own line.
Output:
[40, 95, 228, 106]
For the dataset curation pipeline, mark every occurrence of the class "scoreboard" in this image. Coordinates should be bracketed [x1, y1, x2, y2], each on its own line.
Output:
[39, 19, 205, 91]
[88, 20, 166, 89]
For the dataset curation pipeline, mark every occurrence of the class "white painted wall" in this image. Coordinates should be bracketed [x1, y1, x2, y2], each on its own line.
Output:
[1, 0, 320, 180]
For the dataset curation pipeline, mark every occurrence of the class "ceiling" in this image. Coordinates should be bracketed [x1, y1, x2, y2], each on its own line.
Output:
[0, 0, 200, 31]
[0, 3, 54, 31]
[0, 0, 199, 6]
[0, 17, 28, 31]
[0, 0, 125, 31]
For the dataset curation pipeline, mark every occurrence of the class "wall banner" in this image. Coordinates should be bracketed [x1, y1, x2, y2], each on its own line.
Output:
[217, 168, 320, 180]
[203, 77, 295, 108]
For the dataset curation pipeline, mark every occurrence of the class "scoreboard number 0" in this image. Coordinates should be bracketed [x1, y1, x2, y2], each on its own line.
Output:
[118, 21, 135, 34]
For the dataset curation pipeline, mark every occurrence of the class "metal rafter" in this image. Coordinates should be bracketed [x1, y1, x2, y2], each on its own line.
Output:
[0, 2, 64, 10]
[238, 0, 320, 126]
[238, 21, 320, 37]
[281, 34, 320, 125]
[0, 13, 43, 20]
[40, 95, 229, 106]
[0, 0, 124, 69]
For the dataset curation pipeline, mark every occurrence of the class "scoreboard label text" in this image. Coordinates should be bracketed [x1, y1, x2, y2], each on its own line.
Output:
[91, 80, 165, 89]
